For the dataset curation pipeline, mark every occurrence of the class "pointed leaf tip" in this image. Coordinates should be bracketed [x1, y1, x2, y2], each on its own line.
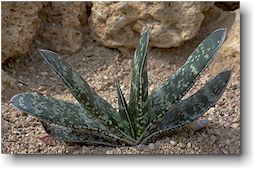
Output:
[147, 28, 228, 123]
[38, 49, 133, 140]
[129, 28, 149, 138]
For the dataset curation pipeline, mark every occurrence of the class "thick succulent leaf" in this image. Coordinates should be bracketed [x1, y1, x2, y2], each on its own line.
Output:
[128, 30, 149, 137]
[10, 93, 135, 145]
[139, 70, 231, 144]
[38, 49, 132, 139]
[42, 122, 118, 146]
[147, 28, 227, 123]
[11, 93, 101, 129]
[115, 81, 135, 138]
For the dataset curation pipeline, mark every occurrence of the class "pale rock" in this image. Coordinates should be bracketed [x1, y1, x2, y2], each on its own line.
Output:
[2, 2, 42, 62]
[1, 70, 21, 101]
[89, 2, 213, 50]
[207, 8, 240, 74]
[38, 2, 87, 54]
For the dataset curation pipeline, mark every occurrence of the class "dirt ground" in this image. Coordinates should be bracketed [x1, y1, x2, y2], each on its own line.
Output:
[1, 26, 240, 154]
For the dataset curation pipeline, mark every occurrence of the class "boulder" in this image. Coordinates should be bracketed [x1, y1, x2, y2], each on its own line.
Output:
[1, 70, 20, 102]
[89, 2, 213, 50]
[206, 8, 240, 74]
[1, 2, 42, 62]
[38, 2, 87, 55]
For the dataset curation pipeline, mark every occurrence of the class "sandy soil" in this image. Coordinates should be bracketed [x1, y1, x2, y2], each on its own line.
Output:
[1, 26, 240, 154]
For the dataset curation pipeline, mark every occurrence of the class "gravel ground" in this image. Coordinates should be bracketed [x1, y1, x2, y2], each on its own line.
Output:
[1, 28, 240, 154]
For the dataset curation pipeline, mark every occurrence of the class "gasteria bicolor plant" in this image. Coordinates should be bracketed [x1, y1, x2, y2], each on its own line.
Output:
[11, 28, 231, 146]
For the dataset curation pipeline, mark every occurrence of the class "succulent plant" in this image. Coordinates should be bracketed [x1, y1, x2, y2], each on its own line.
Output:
[11, 28, 231, 146]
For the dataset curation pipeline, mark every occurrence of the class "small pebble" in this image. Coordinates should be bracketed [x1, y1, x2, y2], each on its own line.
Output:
[210, 135, 217, 144]
[115, 148, 122, 154]
[164, 137, 170, 142]
[41, 72, 48, 76]
[232, 117, 239, 123]
[197, 136, 204, 143]
[136, 143, 145, 149]
[148, 143, 155, 150]
[82, 146, 90, 153]
[170, 140, 177, 146]
[159, 150, 164, 154]
[231, 123, 240, 129]
[222, 148, 229, 154]
[178, 142, 186, 148]
[155, 141, 161, 147]
[66, 145, 81, 153]
[214, 129, 221, 135]
[106, 150, 114, 154]
[225, 139, 231, 146]
[180, 131, 189, 138]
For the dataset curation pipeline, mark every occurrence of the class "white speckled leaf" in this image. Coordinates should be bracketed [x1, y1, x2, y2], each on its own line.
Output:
[10, 93, 131, 144]
[129, 30, 149, 138]
[147, 28, 227, 123]
[140, 70, 231, 144]
[42, 122, 118, 146]
[11, 93, 103, 130]
[115, 81, 135, 138]
[38, 49, 131, 139]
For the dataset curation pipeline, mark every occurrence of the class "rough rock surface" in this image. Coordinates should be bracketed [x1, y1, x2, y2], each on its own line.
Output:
[37, 2, 87, 55]
[204, 8, 240, 74]
[1, 2, 42, 62]
[1, 70, 20, 102]
[89, 2, 213, 49]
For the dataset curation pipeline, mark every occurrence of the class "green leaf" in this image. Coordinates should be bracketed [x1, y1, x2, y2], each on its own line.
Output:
[11, 93, 135, 145]
[140, 70, 231, 144]
[38, 49, 132, 140]
[147, 28, 227, 123]
[115, 81, 135, 138]
[128, 30, 149, 138]
[42, 122, 118, 146]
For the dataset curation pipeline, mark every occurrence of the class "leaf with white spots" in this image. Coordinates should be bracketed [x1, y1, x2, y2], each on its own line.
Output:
[38, 49, 131, 140]
[115, 81, 135, 138]
[128, 30, 149, 138]
[11, 93, 104, 130]
[141, 70, 231, 144]
[42, 121, 118, 146]
[11, 93, 135, 145]
[147, 28, 227, 123]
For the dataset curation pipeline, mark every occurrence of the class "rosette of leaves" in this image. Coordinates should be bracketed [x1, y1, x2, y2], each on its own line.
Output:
[11, 28, 231, 146]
